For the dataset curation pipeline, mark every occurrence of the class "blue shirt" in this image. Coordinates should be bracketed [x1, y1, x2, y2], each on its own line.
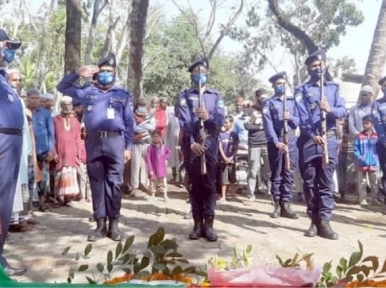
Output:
[177, 87, 225, 143]
[262, 95, 299, 145]
[232, 112, 248, 145]
[56, 72, 134, 150]
[371, 97, 386, 145]
[0, 70, 24, 129]
[294, 80, 347, 139]
[32, 107, 55, 155]
[218, 131, 239, 159]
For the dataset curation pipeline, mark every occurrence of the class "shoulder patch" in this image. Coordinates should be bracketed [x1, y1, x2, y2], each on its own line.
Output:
[218, 100, 224, 108]
[295, 93, 302, 102]
[180, 97, 187, 106]
[262, 107, 269, 114]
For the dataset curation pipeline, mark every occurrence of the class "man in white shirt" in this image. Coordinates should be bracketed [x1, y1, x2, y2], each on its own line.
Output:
[348, 85, 373, 137]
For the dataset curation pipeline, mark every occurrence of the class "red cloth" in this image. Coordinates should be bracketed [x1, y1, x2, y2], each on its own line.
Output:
[53, 114, 82, 170]
[154, 108, 167, 138]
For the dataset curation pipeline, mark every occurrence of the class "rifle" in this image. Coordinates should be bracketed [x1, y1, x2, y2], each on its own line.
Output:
[198, 77, 207, 175]
[320, 70, 329, 166]
[282, 89, 290, 170]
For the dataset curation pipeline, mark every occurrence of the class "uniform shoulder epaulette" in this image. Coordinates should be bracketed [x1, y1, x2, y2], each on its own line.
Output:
[206, 87, 221, 95]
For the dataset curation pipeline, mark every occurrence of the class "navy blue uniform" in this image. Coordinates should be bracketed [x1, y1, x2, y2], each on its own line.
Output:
[0, 69, 24, 267]
[371, 96, 386, 199]
[178, 87, 225, 217]
[295, 80, 346, 221]
[56, 72, 134, 220]
[262, 95, 299, 202]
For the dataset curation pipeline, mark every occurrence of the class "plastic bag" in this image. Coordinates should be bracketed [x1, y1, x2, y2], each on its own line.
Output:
[0, 266, 186, 288]
[208, 265, 321, 287]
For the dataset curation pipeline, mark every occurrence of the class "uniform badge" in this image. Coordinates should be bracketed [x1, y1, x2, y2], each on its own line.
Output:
[87, 105, 93, 112]
[109, 58, 114, 65]
[372, 109, 377, 115]
[218, 100, 224, 108]
[7, 94, 14, 102]
[262, 107, 268, 114]
[180, 98, 187, 106]
[295, 93, 302, 102]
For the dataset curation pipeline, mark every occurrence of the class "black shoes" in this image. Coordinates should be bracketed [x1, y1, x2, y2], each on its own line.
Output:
[87, 218, 107, 242]
[280, 202, 299, 219]
[189, 216, 203, 240]
[107, 218, 123, 241]
[3, 264, 27, 276]
[304, 218, 339, 240]
[189, 215, 218, 242]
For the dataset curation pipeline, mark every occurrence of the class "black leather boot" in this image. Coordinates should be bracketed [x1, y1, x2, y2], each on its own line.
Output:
[280, 201, 299, 219]
[203, 215, 218, 242]
[3, 263, 27, 276]
[87, 218, 107, 242]
[318, 220, 339, 240]
[304, 218, 318, 237]
[107, 218, 123, 241]
[270, 201, 281, 218]
[189, 215, 203, 240]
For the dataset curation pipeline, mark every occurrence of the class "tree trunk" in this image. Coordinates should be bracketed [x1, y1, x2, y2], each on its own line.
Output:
[362, 0, 386, 100]
[64, 0, 82, 75]
[84, 0, 108, 65]
[127, 0, 149, 100]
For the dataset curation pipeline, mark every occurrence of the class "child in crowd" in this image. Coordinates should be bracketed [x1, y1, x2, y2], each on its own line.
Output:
[354, 115, 381, 206]
[146, 129, 170, 202]
[218, 116, 239, 202]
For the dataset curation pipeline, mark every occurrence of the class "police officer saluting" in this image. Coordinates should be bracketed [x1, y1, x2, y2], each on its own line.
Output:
[177, 58, 225, 242]
[56, 54, 134, 242]
[371, 76, 386, 203]
[295, 50, 346, 240]
[0, 28, 27, 276]
[262, 72, 299, 219]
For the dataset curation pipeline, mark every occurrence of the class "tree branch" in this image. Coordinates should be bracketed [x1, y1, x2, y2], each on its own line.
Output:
[267, 0, 318, 54]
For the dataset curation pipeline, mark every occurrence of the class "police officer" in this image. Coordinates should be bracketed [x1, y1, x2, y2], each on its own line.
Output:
[262, 72, 299, 219]
[295, 50, 346, 240]
[0, 28, 27, 276]
[371, 76, 386, 203]
[177, 58, 225, 242]
[56, 53, 134, 242]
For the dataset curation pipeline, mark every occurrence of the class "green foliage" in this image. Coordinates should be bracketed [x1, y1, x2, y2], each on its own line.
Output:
[208, 245, 254, 271]
[61, 227, 206, 284]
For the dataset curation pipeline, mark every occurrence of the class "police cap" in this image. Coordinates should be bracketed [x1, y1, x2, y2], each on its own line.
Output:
[188, 57, 209, 73]
[379, 76, 386, 86]
[0, 29, 21, 49]
[304, 49, 326, 66]
[268, 71, 287, 84]
[97, 53, 116, 69]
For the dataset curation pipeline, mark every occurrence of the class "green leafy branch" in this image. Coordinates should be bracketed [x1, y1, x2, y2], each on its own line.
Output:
[62, 227, 207, 284]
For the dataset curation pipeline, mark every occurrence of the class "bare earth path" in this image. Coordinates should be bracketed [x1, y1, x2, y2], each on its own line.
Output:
[5, 185, 386, 284]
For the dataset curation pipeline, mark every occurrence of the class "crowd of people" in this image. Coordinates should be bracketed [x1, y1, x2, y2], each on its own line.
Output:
[1, 27, 386, 277]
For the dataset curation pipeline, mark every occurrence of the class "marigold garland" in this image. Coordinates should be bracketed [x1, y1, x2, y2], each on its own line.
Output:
[346, 280, 386, 287]
[103, 272, 193, 285]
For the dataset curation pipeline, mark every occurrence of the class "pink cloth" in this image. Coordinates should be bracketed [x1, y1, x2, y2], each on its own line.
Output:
[154, 108, 167, 138]
[53, 114, 82, 170]
[146, 143, 170, 180]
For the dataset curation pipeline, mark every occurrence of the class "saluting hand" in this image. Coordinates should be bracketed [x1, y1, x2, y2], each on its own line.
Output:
[77, 65, 100, 78]
[283, 109, 290, 120]
[190, 143, 206, 156]
[197, 107, 209, 121]
[124, 150, 132, 163]
[275, 142, 288, 153]
[313, 136, 326, 146]
[319, 99, 331, 113]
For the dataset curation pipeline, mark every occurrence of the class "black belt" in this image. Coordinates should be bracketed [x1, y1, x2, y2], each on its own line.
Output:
[87, 130, 122, 138]
[0, 127, 23, 136]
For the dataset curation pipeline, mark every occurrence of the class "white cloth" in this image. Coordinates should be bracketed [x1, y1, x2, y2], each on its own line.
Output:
[13, 99, 33, 213]
[130, 143, 149, 189]
[166, 114, 180, 168]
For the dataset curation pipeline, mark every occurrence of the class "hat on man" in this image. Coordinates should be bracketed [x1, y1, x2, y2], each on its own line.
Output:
[41, 93, 54, 100]
[27, 88, 40, 97]
[379, 76, 386, 86]
[0, 29, 22, 49]
[188, 57, 209, 73]
[304, 49, 326, 66]
[97, 53, 116, 69]
[268, 71, 287, 84]
[61, 96, 72, 103]
[360, 85, 373, 94]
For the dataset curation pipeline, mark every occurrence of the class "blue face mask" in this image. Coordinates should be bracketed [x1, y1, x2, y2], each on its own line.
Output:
[308, 67, 324, 81]
[97, 71, 115, 85]
[1, 48, 16, 63]
[275, 86, 285, 95]
[137, 106, 147, 113]
[191, 73, 208, 86]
